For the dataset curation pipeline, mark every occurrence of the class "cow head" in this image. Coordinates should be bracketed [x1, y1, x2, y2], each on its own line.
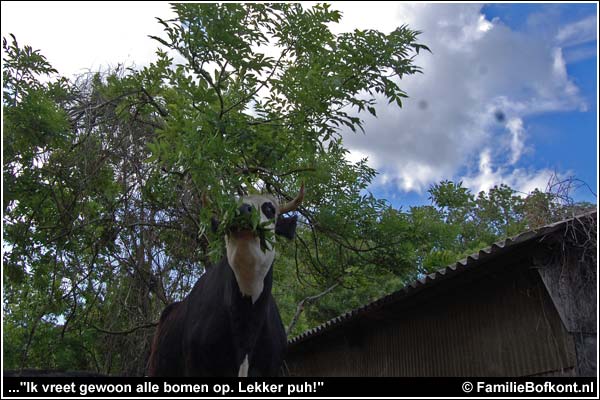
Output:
[224, 184, 304, 302]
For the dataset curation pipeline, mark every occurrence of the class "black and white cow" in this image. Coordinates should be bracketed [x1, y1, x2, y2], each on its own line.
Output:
[147, 186, 304, 377]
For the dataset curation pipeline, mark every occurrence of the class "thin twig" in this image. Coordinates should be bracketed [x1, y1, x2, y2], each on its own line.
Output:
[91, 321, 158, 336]
[286, 281, 340, 336]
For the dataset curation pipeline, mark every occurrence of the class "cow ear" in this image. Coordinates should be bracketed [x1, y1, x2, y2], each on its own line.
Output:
[275, 215, 297, 240]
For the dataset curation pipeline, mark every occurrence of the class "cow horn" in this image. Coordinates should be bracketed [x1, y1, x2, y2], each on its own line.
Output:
[279, 183, 305, 214]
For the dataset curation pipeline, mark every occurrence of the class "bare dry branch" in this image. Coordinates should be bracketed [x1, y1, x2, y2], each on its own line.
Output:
[286, 281, 340, 336]
[91, 321, 158, 336]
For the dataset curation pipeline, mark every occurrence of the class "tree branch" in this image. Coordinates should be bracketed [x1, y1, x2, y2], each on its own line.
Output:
[235, 165, 315, 178]
[286, 281, 339, 336]
[222, 47, 290, 116]
[91, 321, 158, 336]
[140, 87, 168, 118]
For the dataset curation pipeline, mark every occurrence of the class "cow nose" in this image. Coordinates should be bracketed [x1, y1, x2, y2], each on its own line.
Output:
[238, 203, 254, 216]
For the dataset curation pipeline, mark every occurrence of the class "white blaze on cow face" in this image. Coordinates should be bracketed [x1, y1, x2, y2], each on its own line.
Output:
[225, 185, 304, 303]
[225, 194, 279, 303]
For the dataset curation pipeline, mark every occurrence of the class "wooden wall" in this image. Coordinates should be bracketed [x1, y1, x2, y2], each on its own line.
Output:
[286, 257, 577, 377]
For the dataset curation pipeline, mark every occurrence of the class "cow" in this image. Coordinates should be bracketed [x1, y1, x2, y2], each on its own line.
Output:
[147, 185, 304, 377]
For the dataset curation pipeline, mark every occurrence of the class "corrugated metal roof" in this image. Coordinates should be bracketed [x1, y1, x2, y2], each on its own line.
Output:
[288, 210, 597, 347]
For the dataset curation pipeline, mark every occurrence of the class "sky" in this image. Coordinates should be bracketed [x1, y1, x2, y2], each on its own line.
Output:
[1, 2, 598, 209]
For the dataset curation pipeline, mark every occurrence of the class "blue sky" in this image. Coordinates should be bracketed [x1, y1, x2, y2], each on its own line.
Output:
[335, 3, 598, 209]
[481, 3, 597, 196]
[1, 2, 598, 210]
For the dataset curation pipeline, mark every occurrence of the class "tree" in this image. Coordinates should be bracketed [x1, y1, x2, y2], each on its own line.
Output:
[3, 3, 430, 374]
[8, 4, 591, 375]
[419, 179, 594, 274]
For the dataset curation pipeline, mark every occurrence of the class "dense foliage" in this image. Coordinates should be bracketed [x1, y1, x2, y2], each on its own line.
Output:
[2, 4, 592, 375]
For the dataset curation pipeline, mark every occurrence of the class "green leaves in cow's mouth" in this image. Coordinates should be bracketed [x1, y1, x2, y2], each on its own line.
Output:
[225, 205, 275, 253]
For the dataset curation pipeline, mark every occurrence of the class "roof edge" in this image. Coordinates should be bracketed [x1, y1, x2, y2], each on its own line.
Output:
[287, 210, 597, 347]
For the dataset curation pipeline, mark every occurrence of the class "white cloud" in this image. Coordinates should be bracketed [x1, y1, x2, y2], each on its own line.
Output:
[554, 15, 597, 65]
[461, 149, 561, 196]
[556, 15, 597, 47]
[563, 45, 597, 64]
[461, 149, 496, 194]
[477, 14, 494, 33]
[506, 118, 525, 165]
[332, 3, 587, 194]
[1, 1, 174, 79]
[344, 148, 377, 167]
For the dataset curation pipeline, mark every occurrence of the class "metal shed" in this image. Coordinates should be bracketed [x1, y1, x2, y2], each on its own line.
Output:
[285, 211, 597, 377]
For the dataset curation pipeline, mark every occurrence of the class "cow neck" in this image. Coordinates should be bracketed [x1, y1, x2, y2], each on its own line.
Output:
[224, 260, 274, 356]
[225, 234, 275, 303]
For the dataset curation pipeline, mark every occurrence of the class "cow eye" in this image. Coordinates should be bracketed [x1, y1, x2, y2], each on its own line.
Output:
[261, 202, 276, 219]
